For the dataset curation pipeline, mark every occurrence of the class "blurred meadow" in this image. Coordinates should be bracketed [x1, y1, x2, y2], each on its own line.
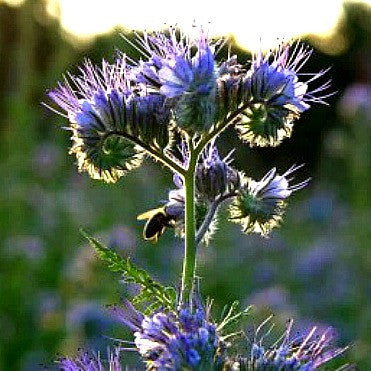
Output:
[0, 0, 370, 369]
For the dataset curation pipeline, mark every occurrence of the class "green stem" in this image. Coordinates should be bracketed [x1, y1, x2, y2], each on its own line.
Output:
[195, 192, 237, 246]
[179, 142, 198, 308]
[194, 101, 253, 155]
[178, 102, 254, 307]
[104, 131, 186, 176]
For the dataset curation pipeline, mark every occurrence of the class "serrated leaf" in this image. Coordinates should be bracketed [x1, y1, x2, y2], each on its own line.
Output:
[81, 229, 177, 312]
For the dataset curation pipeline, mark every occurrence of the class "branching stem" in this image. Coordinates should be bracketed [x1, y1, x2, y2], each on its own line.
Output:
[178, 103, 252, 307]
[195, 192, 237, 246]
[104, 131, 187, 177]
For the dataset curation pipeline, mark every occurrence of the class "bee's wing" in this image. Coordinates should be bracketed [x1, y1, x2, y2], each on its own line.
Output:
[137, 207, 165, 220]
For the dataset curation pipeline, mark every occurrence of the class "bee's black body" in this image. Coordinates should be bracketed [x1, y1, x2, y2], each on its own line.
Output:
[137, 207, 175, 242]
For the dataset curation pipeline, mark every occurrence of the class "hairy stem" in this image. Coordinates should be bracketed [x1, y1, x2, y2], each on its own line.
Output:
[178, 103, 252, 306]
[194, 101, 253, 156]
[179, 142, 198, 308]
[104, 131, 186, 176]
[195, 192, 237, 246]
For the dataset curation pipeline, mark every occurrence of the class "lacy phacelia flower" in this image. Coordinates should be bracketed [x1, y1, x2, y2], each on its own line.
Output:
[48, 59, 172, 183]
[196, 141, 240, 201]
[129, 27, 218, 133]
[57, 348, 122, 371]
[223, 321, 347, 370]
[110, 300, 221, 370]
[229, 165, 309, 236]
[231, 44, 331, 147]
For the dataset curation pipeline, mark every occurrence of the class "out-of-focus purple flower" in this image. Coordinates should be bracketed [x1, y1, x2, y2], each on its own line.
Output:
[224, 320, 348, 370]
[293, 239, 336, 281]
[248, 286, 293, 313]
[229, 165, 309, 236]
[338, 83, 371, 121]
[66, 302, 114, 350]
[5, 235, 45, 262]
[32, 143, 62, 179]
[57, 348, 122, 371]
[232, 43, 332, 147]
[109, 300, 221, 370]
[108, 225, 137, 253]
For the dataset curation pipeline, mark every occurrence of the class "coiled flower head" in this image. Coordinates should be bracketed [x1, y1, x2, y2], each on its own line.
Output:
[223, 320, 348, 370]
[110, 300, 222, 370]
[234, 43, 332, 147]
[48, 59, 172, 183]
[229, 164, 309, 236]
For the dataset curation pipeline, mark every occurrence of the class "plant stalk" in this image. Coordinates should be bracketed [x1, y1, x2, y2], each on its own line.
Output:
[179, 143, 198, 308]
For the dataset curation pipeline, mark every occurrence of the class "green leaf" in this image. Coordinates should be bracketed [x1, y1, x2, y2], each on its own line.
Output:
[81, 229, 177, 312]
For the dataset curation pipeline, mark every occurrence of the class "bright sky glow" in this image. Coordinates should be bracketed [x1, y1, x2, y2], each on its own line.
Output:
[3, 0, 371, 52]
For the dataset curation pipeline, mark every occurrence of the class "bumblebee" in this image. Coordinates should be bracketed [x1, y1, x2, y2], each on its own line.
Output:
[137, 207, 175, 243]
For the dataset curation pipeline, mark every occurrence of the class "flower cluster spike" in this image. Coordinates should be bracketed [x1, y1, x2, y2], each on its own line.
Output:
[216, 43, 332, 147]
[48, 59, 173, 183]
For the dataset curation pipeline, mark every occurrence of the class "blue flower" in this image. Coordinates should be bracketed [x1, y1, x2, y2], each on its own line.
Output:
[223, 320, 348, 370]
[132, 28, 216, 98]
[48, 59, 172, 182]
[196, 140, 240, 201]
[110, 300, 221, 370]
[130, 28, 218, 133]
[234, 43, 332, 146]
[229, 164, 310, 236]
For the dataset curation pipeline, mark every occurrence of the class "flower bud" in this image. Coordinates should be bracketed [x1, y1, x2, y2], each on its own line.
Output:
[195, 142, 240, 201]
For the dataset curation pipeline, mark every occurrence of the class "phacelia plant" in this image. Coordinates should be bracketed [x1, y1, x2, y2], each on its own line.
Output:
[47, 27, 349, 370]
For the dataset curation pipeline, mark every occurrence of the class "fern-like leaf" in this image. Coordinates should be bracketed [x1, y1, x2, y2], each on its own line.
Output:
[81, 229, 177, 313]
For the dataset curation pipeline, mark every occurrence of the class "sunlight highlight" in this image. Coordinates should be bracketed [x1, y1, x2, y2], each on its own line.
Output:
[46, 0, 363, 52]
[3, 0, 371, 52]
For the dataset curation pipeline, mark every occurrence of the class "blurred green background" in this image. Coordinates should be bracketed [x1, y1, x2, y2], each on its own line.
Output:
[0, 0, 370, 369]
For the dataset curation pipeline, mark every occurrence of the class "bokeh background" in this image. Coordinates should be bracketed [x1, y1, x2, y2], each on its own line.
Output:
[0, 0, 370, 369]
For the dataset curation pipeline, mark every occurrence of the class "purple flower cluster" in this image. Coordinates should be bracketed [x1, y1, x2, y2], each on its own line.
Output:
[57, 348, 122, 371]
[48, 27, 330, 183]
[195, 141, 240, 201]
[110, 300, 221, 370]
[224, 321, 348, 370]
[229, 165, 310, 236]
[217, 44, 331, 147]
[48, 59, 171, 182]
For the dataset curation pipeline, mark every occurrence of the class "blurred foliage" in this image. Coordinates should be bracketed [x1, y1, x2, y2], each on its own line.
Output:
[0, 0, 370, 369]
